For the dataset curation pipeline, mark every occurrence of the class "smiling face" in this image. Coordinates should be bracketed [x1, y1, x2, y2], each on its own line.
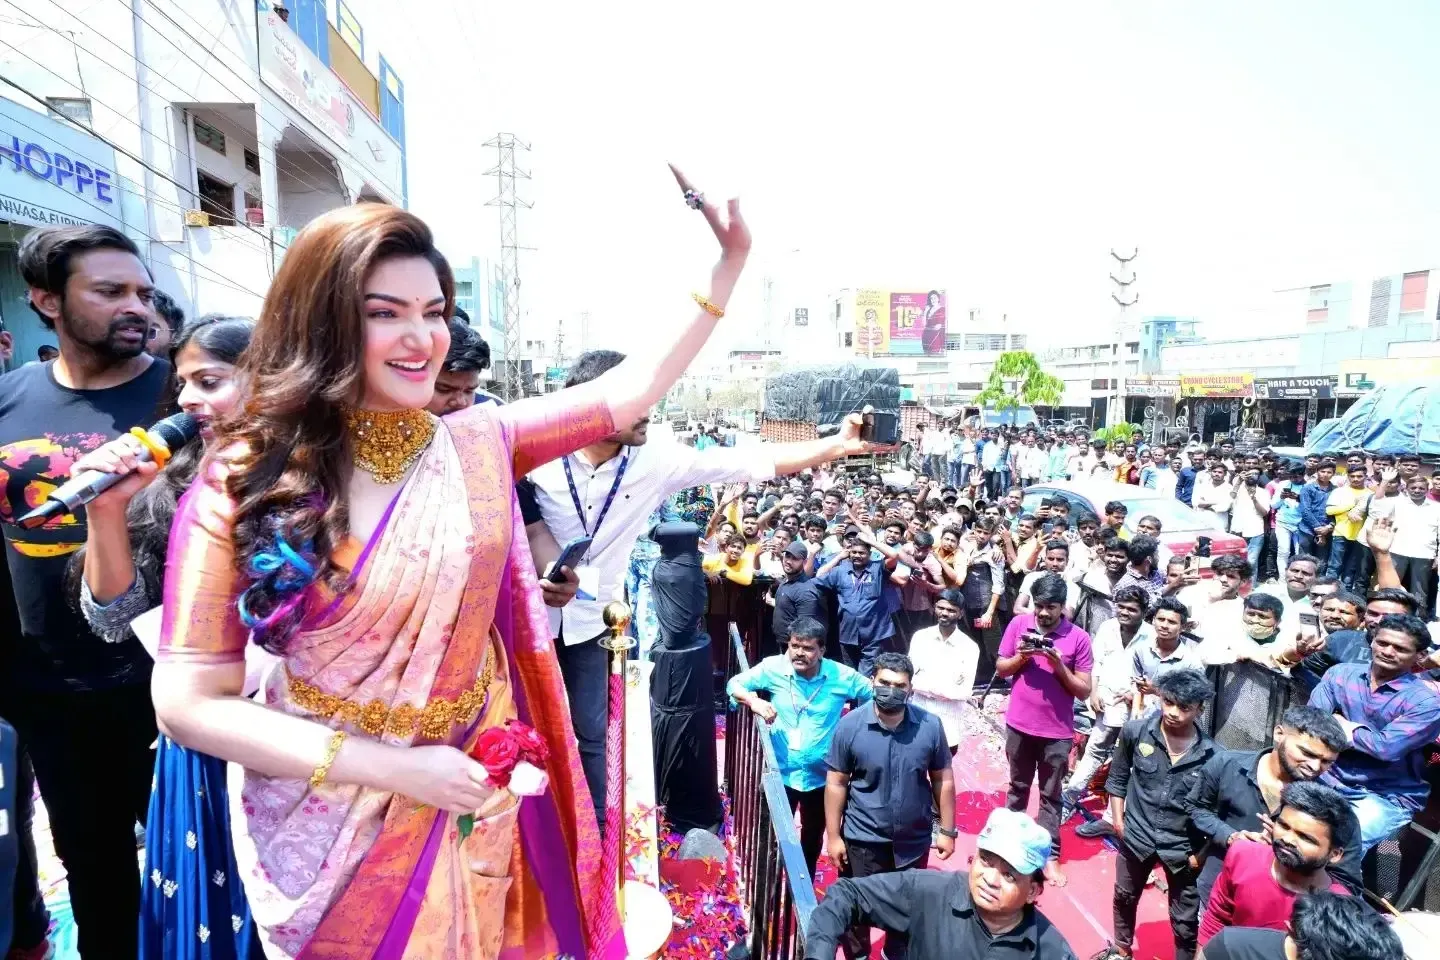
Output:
[359, 256, 451, 411]
[175, 342, 243, 443]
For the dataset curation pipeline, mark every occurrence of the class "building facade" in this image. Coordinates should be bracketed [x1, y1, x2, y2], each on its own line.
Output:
[0, 0, 410, 365]
[449, 255, 507, 378]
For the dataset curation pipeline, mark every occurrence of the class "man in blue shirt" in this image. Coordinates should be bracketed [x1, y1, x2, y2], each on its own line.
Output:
[1309, 614, 1440, 853]
[814, 527, 906, 677]
[1297, 459, 1337, 559]
[727, 617, 872, 879]
[1175, 449, 1202, 506]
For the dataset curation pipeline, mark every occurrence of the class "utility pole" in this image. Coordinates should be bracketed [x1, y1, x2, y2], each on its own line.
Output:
[484, 134, 533, 400]
[1108, 248, 1138, 427]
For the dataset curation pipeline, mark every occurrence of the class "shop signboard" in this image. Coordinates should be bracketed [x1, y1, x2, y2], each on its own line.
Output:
[1179, 373, 1254, 398]
[1337, 356, 1440, 394]
[257, 9, 405, 201]
[1254, 375, 1336, 400]
[0, 98, 120, 229]
[1124, 375, 1180, 398]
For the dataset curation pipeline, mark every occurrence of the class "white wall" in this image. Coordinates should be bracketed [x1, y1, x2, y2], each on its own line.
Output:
[188, 109, 263, 219]
[275, 150, 346, 229]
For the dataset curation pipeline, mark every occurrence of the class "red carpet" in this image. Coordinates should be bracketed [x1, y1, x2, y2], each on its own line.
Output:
[813, 711, 1181, 960]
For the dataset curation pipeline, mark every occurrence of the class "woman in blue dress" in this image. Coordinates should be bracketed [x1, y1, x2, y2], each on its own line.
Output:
[67, 316, 262, 959]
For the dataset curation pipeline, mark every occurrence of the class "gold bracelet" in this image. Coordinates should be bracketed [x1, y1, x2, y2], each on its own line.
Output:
[693, 293, 724, 318]
[310, 730, 347, 790]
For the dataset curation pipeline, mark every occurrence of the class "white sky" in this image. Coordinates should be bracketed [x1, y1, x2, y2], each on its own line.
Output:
[349, 0, 1440, 356]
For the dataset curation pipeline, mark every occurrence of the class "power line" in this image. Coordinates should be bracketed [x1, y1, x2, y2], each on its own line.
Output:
[17, 0, 355, 205]
[0, 41, 282, 265]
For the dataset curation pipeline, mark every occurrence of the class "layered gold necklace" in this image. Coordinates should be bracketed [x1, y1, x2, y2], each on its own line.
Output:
[345, 407, 437, 484]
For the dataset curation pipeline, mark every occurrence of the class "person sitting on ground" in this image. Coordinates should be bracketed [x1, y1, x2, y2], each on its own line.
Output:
[1100, 668, 1217, 960]
[726, 617, 871, 880]
[1066, 585, 1154, 834]
[1184, 706, 1357, 906]
[1198, 782, 1354, 946]
[1307, 613, 1440, 854]
[803, 808, 1078, 960]
[1198, 890, 1403, 960]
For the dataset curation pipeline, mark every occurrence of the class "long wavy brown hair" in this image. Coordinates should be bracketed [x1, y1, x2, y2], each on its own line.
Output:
[220, 203, 454, 652]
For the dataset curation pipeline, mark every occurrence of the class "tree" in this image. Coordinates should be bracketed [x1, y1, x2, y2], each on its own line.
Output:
[974, 351, 1064, 410]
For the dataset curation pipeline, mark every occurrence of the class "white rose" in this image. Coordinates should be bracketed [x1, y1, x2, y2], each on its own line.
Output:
[508, 760, 549, 797]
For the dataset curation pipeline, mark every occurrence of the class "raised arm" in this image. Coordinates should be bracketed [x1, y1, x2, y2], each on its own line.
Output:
[495, 167, 751, 475]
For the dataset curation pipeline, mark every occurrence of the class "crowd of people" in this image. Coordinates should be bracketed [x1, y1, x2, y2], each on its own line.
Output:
[712, 423, 1434, 957]
[0, 205, 1428, 960]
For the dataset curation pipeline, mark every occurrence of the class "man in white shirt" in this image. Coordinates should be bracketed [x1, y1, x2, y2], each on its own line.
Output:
[1018, 433, 1048, 488]
[1228, 465, 1272, 584]
[909, 589, 980, 751]
[1370, 474, 1440, 618]
[1063, 584, 1152, 820]
[529, 350, 881, 821]
[1192, 463, 1234, 533]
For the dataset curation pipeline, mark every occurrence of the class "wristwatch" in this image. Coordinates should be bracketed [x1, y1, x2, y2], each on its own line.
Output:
[937, 826, 959, 839]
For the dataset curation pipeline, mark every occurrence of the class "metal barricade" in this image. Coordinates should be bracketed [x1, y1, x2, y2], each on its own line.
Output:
[1201, 662, 1307, 751]
[723, 623, 817, 959]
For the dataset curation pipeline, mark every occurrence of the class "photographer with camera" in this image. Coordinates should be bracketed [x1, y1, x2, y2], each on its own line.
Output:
[996, 573, 1094, 886]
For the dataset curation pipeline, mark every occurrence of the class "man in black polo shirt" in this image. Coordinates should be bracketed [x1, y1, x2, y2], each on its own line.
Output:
[1201, 890, 1400, 960]
[825, 652, 954, 959]
[1101, 669, 1218, 960]
[804, 808, 1078, 960]
[1183, 705, 1357, 904]
[0, 225, 170, 959]
[769, 540, 824, 648]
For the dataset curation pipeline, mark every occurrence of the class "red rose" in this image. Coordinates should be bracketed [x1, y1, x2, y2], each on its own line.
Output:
[507, 721, 549, 766]
[470, 727, 521, 788]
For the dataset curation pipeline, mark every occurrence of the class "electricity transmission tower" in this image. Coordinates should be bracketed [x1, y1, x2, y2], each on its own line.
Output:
[1108, 248, 1139, 427]
[485, 134, 533, 400]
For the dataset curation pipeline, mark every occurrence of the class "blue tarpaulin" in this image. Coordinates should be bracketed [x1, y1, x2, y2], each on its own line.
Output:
[1305, 380, 1440, 457]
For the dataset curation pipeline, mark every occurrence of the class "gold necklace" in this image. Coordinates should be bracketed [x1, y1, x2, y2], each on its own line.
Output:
[345, 407, 436, 484]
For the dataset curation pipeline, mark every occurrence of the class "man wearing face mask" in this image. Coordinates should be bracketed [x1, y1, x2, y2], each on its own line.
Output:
[1198, 782, 1354, 945]
[529, 349, 883, 824]
[0, 226, 172, 958]
[825, 653, 954, 960]
[1184, 706, 1357, 905]
[1197, 592, 1294, 669]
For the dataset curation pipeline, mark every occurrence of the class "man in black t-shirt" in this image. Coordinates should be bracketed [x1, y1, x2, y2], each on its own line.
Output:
[0, 225, 170, 960]
[1202, 891, 1400, 960]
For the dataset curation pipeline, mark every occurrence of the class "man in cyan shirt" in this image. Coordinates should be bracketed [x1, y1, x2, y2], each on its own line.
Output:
[727, 617, 871, 879]
[996, 573, 1093, 885]
[1199, 782, 1354, 945]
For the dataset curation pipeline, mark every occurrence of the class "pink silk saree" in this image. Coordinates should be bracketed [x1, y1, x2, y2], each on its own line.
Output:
[159, 393, 625, 959]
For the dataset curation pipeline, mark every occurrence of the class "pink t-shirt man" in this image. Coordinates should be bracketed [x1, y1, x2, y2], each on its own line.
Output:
[998, 612, 1094, 740]
[1199, 839, 1350, 944]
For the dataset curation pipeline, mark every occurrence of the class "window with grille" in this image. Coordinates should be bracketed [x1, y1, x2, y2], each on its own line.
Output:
[964, 334, 987, 351]
[1368, 276, 1392, 327]
[194, 118, 226, 155]
[986, 334, 1006, 350]
[945, 334, 963, 350]
[1010, 334, 1027, 350]
[197, 170, 235, 226]
[1400, 271, 1428, 315]
[46, 97, 91, 125]
[244, 149, 260, 174]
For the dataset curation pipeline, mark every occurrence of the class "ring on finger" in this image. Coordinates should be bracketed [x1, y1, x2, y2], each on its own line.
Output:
[683, 188, 704, 211]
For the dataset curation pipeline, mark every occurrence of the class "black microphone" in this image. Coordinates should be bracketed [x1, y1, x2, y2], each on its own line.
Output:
[17, 412, 198, 529]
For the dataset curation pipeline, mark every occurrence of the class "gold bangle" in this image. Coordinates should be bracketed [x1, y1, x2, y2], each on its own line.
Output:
[693, 293, 724, 319]
[310, 730, 347, 790]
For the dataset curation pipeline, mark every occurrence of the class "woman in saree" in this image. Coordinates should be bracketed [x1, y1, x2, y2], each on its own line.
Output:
[151, 179, 750, 959]
[67, 314, 263, 959]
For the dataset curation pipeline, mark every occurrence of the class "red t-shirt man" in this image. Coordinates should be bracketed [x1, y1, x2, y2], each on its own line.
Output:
[1198, 839, 1349, 944]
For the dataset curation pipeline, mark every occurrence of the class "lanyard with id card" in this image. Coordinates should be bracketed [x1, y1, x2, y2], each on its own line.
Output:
[562, 451, 630, 602]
